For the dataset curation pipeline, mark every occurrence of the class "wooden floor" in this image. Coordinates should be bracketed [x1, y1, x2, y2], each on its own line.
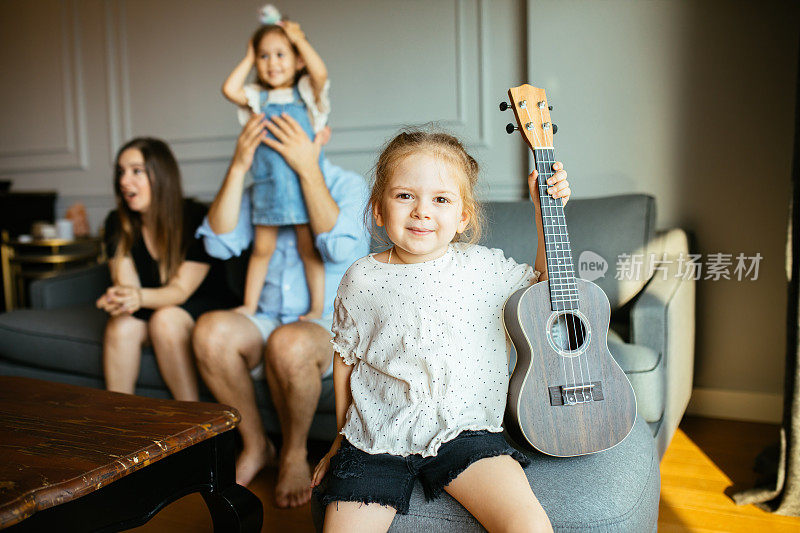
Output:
[133, 417, 800, 532]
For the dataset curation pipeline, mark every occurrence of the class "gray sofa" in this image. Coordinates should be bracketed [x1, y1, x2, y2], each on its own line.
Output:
[0, 194, 694, 531]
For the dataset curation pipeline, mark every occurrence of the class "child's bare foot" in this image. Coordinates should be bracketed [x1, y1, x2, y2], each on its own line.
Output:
[275, 450, 313, 508]
[299, 308, 323, 321]
[233, 305, 256, 316]
[235, 438, 276, 487]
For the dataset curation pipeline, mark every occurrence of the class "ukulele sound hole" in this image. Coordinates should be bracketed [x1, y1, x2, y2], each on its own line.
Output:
[547, 312, 589, 356]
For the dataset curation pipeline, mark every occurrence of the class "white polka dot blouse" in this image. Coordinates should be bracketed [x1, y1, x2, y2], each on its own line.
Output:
[331, 243, 540, 457]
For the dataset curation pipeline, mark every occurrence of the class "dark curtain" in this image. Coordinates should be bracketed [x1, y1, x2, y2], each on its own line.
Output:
[732, 35, 800, 516]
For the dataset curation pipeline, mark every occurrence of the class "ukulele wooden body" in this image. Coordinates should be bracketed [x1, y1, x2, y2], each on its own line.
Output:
[504, 277, 637, 457]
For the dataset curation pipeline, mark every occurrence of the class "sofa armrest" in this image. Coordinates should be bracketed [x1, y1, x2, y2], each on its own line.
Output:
[650, 228, 689, 258]
[30, 263, 111, 310]
[630, 256, 695, 456]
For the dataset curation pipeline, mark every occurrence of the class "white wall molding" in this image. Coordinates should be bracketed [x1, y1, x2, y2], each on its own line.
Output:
[328, 0, 490, 155]
[104, 0, 490, 164]
[687, 387, 783, 424]
[0, 0, 89, 172]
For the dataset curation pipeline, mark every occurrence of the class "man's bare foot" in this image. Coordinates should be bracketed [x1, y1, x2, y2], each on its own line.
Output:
[235, 438, 276, 487]
[275, 451, 313, 508]
[299, 308, 323, 321]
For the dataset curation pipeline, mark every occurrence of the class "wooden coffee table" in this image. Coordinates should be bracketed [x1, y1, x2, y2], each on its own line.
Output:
[0, 376, 262, 532]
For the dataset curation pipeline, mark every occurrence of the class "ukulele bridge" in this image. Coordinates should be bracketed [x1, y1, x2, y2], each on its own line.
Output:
[549, 381, 604, 406]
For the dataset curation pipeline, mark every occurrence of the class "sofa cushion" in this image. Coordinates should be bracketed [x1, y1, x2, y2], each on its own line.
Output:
[313, 414, 659, 532]
[608, 341, 664, 424]
[0, 305, 159, 390]
[0, 305, 107, 376]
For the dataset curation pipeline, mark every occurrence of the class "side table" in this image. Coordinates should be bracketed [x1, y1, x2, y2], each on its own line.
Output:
[0, 376, 262, 532]
[0, 233, 103, 310]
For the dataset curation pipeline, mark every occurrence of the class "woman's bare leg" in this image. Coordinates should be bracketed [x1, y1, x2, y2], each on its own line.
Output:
[103, 314, 148, 394]
[444, 455, 552, 532]
[295, 224, 324, 320]
[149, 306, 199, 401]
[239, 225, 278, 314]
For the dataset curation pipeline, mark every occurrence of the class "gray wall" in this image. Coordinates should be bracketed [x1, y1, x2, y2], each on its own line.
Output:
[530, 0, 799, 422]
[1, 0, 798, 422]
[0, 0, 528, 226]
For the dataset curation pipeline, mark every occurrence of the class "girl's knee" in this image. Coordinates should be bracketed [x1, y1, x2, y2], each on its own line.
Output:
[253, 226, 277, 256]
[294, 226, 319, 258]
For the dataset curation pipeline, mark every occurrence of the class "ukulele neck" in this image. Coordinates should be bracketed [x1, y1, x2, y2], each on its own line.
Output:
[533, 147, 578, 311]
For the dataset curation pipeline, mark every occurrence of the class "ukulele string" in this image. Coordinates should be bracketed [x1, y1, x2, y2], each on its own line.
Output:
[534, 105, 574, 398]
[538, 146, 579, 400]
[525, 95, 574, 398]
[541, 141, 588, 402]
[537, 100, 591, 401]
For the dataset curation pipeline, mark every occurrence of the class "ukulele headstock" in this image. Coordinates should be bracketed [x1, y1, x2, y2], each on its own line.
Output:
[501, 84, 556, 151]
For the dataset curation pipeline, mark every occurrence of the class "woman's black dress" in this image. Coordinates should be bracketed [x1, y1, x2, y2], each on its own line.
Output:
[103, 200, 237, 321]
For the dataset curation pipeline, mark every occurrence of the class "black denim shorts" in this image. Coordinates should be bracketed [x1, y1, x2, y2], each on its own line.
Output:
[316, 430, 530, 514]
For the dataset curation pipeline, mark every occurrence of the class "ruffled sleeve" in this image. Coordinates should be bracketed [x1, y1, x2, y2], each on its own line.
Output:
[330, 296, 360, 365]
[296, 74, 330, 133]
[236, 83, 263, 126]
[489, 247, 540, 296]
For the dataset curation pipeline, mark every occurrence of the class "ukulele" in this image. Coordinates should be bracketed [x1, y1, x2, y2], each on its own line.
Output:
[502, 84, 637, 456]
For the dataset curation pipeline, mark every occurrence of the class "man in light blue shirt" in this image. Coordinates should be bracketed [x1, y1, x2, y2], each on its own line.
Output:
[193, 114, 369, 507]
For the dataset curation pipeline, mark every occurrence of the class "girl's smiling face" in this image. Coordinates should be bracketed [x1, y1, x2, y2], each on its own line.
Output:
[255, 31, 302, 89]
[116, 148, 151, 213]
[375, 152, 469, 263]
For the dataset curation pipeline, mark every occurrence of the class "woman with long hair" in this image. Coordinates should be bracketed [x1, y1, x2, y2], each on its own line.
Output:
[97, 137, 236, 400]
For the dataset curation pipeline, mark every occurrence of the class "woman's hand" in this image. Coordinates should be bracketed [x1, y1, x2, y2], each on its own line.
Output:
[311, 435, 342, 488]
[109, 286, 142, 315]
[279, 20, 306, 44]
[529, 161, 570, 206]
[263, 113, 324, 178]
[96, 288, 123, 315]
[96, 286, 141, 316]
[231, 113, 268, 173]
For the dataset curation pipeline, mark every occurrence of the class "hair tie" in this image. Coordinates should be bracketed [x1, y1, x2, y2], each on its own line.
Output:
[258, 4, 281, 25]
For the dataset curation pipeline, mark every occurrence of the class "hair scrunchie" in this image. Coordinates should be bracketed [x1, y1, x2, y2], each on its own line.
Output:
[258, 4, 281, 25]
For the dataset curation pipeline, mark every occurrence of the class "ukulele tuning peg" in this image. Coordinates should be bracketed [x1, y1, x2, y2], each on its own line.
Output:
[499, 102, 512, 111]
[549, 105, 554, 111]
[505, 123, 519, 134]
[553, 123, 558, 134]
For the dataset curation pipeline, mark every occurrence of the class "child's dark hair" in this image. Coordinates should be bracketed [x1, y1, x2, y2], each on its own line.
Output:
[367, 126, 485, 246]
[251, 24, 307, 89]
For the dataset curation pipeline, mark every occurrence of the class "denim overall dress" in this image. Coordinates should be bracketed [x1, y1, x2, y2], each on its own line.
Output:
[250, 86, 321, 226]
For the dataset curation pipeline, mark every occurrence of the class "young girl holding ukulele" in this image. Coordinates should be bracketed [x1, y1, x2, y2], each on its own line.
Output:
[311, 129, 570, 531]
[222, 5, 329, 319]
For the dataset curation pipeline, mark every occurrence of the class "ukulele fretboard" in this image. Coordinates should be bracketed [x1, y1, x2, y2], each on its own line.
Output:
[534, 147, 578, 311]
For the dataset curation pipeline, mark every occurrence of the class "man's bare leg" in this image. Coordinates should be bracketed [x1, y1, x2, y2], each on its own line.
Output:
[193, 310, 276, 486]
[264, 321, 332, 508]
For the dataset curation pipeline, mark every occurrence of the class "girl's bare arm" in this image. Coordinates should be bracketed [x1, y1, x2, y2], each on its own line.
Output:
[311, 352, 353, 487]
[222, 43, 255, 107]
[281, 21, 328, 103]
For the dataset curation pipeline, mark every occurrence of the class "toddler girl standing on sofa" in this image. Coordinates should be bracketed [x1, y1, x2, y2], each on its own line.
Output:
[222, 4, 329, 319]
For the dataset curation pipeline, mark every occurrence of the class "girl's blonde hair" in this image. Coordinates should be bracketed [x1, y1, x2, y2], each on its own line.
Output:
[367, 127, 485, 246]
